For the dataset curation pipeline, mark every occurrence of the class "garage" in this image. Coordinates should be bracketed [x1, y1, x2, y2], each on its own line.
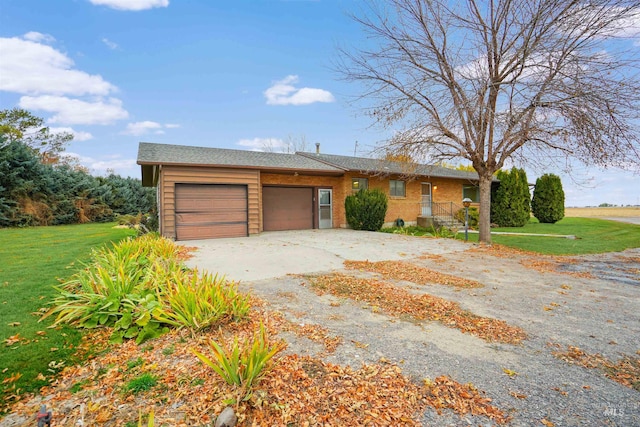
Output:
[263, 186, 313, 231]
[175, 184, 248, 240]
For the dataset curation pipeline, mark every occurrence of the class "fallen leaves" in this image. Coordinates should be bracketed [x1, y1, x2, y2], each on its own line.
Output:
[552, 345, 640, 392]
[345, 260, 484, 288]
[1, 372, 21, 384]
[4, 334, 23, 346]
[423, 375, 510, 424]
[248, 356, 510, 426]
[4, 304, 511, 426]
[306, 273, 526, 344]
[471, 244, 594, 278]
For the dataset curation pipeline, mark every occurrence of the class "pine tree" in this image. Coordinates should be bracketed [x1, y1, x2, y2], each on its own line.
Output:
[532, 174, 565, 223]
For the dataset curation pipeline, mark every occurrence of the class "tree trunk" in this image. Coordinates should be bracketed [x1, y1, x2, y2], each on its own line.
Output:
[478, 173, 493, 244]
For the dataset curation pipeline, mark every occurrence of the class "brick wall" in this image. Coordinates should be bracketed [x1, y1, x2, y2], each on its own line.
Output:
[260, 172, 345, 229]
[260, 171, 474, 230]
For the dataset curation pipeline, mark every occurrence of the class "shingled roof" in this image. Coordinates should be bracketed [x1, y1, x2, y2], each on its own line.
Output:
[137, 142, 483, 185]
[296, 152, 481, 180]
[137, 142, 344, 172]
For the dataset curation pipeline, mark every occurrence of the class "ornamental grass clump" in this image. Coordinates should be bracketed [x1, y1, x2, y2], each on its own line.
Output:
[158, 269, 250, 331]
[192, 322, 286, 399]
[43, 235, 251, 344]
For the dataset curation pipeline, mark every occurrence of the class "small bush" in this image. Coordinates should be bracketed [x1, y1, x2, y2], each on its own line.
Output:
[345, 189, 388, 231]
[117, 214, 139, 226]
[159, 270, 250, 331]
[455, 207, 479, 228]
[193, 322, 286, 399]
[532, 174, 565, 224]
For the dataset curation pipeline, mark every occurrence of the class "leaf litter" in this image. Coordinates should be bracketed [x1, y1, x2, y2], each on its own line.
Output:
[551, 344, 640, 392]
[5, 305, 510, 426]
[305, 273, 526, 344]
[344, 260, 484, 288]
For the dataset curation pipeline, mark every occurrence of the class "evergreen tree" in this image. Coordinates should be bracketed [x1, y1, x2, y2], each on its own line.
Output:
[490, 167, 530, 227]
[532, 174, 565, 223]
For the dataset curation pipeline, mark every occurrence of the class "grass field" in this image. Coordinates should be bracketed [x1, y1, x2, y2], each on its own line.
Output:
[565, 206, 640, 217]
[0, 223, 135, 412]
[476, 217, 640, 255]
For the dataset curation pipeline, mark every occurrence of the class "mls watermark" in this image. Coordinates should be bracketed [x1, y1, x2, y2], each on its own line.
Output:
[600, 401, 639, 418]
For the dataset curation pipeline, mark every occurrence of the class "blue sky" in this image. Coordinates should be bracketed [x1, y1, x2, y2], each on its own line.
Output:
[1, 0, 639, 207]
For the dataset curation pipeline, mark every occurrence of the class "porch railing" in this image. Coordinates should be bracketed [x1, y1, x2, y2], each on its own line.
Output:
[428, 201, 464, 227]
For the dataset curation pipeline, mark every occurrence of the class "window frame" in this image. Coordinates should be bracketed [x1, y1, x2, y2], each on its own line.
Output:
[462, 184, 480, 203]
[389, 179, 406, 197]
[351, 177, 368, 192]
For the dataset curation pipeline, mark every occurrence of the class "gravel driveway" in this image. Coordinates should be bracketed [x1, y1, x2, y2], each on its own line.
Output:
[186, 229, 640, 426]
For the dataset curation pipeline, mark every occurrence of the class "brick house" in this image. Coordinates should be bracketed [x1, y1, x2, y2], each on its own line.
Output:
[137, 142, 483, 240]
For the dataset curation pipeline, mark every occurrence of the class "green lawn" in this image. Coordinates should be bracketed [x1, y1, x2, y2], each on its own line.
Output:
[466, 217, 640, 255]
[0, 223, 135, 412]
[382, 217, 640, 255]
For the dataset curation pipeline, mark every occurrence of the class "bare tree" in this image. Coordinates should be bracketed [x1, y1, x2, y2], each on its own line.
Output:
[338, 0, 640, 243]
[260, 134, 310, 153]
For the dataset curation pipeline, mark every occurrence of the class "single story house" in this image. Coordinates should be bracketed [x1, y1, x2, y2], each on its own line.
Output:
[137, 142, 483, 240]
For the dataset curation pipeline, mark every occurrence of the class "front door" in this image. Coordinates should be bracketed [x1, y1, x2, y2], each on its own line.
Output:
[421, 183, 432, 216]
[318, 189, 332, 229]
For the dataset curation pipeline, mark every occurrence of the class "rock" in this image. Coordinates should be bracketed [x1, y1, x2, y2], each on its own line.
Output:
[214, 406, 237, 427]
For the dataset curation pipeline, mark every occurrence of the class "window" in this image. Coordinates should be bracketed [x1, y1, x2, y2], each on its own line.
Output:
[352, 178, 368, 192]
[390, 180, 406, 197]
[463, 185, 480, 202]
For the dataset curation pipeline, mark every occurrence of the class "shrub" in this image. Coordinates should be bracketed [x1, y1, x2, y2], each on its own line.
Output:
[159, 269, 250, 331]
[345, 189, 388, 231]
[193, 322, 286, 400]
[43, 234, 250, 344]
[455, 207, 479, 228]
[491, 167, 531, 227]
[532, 174, 565, 223]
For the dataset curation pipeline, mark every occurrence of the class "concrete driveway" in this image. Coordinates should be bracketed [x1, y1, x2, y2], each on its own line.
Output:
[184, 229, 469, 282]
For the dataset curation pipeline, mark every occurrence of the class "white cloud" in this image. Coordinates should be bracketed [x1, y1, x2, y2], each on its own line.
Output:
[101, 37, 118, 50]
[122, 121, 180, 135]
[0, 34, 117, 96]
[123, 121, 162, 135]
[264, 75, 335, 106]
[64, 152, 138, 175]
[22, 31, 55, 44]
[19, 95, 129, 125]
[49, 126, 93, 141]
[89, 0, 169, 11]
[237, 137, 287, 151]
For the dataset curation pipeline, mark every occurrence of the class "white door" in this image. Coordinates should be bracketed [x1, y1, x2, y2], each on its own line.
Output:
[318, 189, 332, 229]
[421, 183, 432, 216]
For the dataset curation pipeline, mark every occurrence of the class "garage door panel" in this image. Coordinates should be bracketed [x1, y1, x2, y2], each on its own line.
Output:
[175, 184, 247, 240]
[176, 211, 248, 224]
[263, 187, 313, 231]
[176, 223, 247, 240]
[176, 198, 247, 213]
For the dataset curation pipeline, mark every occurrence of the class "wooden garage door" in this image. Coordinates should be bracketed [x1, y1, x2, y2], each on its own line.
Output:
[263, 187, 313, 231]
[175, 184, 247, 240]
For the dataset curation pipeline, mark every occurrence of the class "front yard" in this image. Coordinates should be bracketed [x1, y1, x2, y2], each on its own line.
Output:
[1, 225, 639, 426]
